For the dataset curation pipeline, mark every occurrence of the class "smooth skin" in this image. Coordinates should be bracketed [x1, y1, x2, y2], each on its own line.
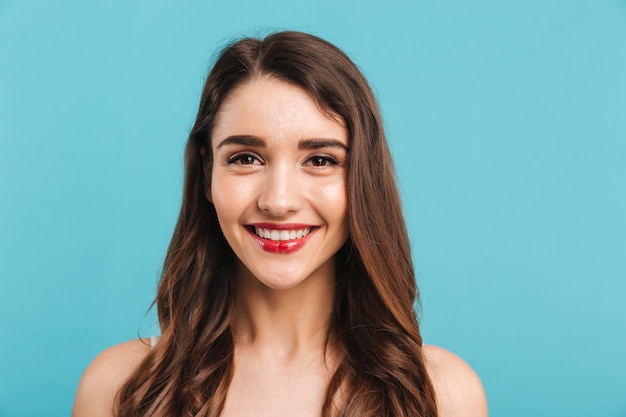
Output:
[72, 77, 488, 417]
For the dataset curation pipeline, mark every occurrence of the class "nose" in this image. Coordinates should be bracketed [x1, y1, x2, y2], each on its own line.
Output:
[257, 164, 302, 217]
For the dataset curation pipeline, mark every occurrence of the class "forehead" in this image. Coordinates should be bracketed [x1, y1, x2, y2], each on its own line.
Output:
[211, 76, 347, 147]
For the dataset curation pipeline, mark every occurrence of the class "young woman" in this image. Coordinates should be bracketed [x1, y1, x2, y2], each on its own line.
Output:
[72, 31, 488, 417]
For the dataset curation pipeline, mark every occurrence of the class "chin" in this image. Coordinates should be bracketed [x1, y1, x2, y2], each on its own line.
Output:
[253, 270, 310, 291]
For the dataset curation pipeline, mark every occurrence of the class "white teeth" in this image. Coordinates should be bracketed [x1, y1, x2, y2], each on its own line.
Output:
[254, 227, 312, 241]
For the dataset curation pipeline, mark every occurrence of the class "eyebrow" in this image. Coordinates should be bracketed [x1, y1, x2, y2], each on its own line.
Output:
[298, 139, 349, 152]
[217, 135, 349, 152]
[217, 135, 265, 149]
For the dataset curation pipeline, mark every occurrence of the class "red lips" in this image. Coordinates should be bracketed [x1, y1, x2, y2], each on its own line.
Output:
[247, 223, 317, 254]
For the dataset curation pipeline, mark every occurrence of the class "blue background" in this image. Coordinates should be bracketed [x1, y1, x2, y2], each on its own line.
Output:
[1, 1, 625, 416]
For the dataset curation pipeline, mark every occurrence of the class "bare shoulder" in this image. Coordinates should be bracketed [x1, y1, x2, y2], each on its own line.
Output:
[423, 345, 489, 417]
[72, 339, 152, 417]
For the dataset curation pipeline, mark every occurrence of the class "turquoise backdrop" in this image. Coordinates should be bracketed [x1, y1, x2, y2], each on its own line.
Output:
[1, 1, 625, 416]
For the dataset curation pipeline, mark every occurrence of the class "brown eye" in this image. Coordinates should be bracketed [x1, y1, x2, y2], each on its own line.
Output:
[311, 156, 327, 166]
[239, 155, 256, 165]
[306, 155, 339, 167]
[227, 153, 261, 165]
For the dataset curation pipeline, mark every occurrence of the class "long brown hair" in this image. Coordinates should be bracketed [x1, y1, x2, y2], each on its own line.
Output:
[116, 30, 438, 417]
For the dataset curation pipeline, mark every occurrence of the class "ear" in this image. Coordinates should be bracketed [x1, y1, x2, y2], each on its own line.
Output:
[199, 146, 213, 203]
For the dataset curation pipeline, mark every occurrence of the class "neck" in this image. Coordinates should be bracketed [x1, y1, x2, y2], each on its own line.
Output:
[232, 262, 336, 362]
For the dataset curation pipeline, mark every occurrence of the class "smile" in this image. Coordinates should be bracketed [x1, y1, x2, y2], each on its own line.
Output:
[253, 226, 312, 241]
[246, 223, 317, 254]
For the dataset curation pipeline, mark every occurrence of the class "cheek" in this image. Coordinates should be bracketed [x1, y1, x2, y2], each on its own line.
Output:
[210, 175, 236, 223]
[313, 178, 348, 223]
[211, 174, 258, 223]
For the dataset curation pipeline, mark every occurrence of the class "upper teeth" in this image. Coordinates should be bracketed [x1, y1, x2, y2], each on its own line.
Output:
[254, 227, 311, 241]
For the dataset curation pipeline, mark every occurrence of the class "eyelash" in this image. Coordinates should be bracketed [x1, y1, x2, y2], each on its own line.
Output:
[226, 153, 341, 167]
[305, 155, 340, 167]
[227, 152, 261, 165]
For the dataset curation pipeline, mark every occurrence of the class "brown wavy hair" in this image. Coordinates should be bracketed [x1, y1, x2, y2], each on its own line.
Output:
[116, 30, 438, 417]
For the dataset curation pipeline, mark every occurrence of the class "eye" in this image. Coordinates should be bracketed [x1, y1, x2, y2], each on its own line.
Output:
[306, 155, 339, 167]
[227, 153, 261, 165]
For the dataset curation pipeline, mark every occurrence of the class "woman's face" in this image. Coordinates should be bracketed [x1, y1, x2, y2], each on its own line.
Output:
[210, 76, 349, 291]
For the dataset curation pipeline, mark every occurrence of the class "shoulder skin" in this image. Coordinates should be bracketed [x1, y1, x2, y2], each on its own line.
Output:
[423, 345, 489, 417]
[72, 339, 152, 417]
[72, 341, 485, 417]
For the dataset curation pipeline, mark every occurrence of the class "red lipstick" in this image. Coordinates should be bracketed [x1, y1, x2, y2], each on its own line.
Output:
[247, 223, 317, 254]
